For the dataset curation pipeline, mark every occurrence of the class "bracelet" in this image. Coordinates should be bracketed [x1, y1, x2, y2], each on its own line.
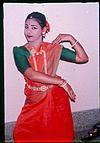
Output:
[71, 40, 78, 48]
[59, 80, 67, 88]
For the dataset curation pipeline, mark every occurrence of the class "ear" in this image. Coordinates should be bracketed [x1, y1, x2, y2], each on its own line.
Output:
[42, 27, 47, 34]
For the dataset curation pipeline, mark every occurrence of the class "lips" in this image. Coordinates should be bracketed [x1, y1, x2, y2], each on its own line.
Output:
[27, 35, 33, 38]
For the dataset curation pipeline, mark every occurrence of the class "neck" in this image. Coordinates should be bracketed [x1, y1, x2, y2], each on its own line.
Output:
[28, 39, 43, 51]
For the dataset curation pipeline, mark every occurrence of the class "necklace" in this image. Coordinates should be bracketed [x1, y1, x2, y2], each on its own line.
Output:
[30, 46, 47, 74]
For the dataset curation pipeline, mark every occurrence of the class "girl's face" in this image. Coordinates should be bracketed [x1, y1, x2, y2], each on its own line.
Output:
[24, 18, 43, 43]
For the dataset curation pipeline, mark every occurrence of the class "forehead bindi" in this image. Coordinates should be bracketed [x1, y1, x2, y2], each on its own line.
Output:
[25, 18, 40, 27]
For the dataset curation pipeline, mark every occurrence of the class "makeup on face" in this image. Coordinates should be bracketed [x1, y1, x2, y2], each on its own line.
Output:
[24, 19, 43, 42]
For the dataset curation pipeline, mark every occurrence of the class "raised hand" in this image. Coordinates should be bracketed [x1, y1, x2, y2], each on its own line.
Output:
[52, 34, 71, 45]
[52, 33, 89, 64]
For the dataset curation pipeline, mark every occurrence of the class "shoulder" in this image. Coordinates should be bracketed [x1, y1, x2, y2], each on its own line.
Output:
[13, 46, 24, 53]
[13, 46, 29, 55]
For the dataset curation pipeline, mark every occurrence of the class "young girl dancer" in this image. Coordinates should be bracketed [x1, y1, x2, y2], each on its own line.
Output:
[13, 12, 88, 142]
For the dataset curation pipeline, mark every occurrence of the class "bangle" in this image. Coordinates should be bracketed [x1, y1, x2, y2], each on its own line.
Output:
[59, 80, 67, 88]
[58, 80, 64, 86]
[71, 40, 78, 48]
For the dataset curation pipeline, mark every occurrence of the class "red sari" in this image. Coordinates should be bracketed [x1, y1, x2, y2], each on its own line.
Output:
[13, 42, 74, 142]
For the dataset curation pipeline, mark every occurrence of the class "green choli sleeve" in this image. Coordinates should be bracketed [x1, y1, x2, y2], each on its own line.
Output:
[13, 46, 76, 74]
[60, 47, 76, 63]
[13, 46, 31, 74]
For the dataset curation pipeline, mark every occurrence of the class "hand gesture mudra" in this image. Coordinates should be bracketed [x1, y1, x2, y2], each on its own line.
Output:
[52, 34, 72, 45]
[60, 80, 76, 102]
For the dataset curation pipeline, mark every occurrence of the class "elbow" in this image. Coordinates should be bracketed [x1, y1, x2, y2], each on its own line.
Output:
[84, 55, 89, 63]
[76, 55, 89, 64]
[82, 55, 89, 63]
[86, 57, 89, 63]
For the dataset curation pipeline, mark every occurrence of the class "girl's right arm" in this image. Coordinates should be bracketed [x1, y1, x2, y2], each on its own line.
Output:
[24, 67, 64, 86]
[13, 46, 76, 102]
[24, 68, 76, 102]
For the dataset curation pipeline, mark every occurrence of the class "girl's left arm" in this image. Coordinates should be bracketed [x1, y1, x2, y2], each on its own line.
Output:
[52, 34, 89, 64]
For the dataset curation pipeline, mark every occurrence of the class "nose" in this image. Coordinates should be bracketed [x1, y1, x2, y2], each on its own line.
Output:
[27, 29, 31, 34]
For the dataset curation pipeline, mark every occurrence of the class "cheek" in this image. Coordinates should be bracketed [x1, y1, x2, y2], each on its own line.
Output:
[24, 29, 27, 35]
[35, 30, 42, 37]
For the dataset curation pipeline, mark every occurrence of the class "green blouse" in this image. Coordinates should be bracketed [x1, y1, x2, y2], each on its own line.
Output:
[13, 46, 76, 74]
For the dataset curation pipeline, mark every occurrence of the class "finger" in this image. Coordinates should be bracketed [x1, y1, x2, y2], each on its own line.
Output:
[69, 91, 76, 102]
[52, 37, 59, 43]
[71, 98, 76, 102]
[52, 36, 62, 44]
[52, 39, 60, 45]
[70, 94, 76, 102]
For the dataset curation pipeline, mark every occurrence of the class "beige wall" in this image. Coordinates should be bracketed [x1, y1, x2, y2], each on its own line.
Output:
[4, 3, 99, 122]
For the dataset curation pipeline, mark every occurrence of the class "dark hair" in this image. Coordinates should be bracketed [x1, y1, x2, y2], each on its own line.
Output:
[25, 12, 46, 28]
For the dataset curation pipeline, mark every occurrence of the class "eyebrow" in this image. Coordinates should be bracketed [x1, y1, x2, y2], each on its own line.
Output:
[25, 24, 38, 27]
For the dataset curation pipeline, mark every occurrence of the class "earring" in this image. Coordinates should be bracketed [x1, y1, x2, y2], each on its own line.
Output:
[42, 32, 46, 38]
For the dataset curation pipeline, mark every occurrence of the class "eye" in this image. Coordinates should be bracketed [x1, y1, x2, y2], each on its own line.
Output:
[25, 25, 28, 29]
[32, 26, 37, 30]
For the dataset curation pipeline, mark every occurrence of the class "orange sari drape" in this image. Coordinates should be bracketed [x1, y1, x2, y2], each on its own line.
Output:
[13, 42, 74, 142]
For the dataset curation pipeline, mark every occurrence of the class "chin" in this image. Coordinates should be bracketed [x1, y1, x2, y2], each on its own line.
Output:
[27, 38, 34, 43]
[27, 40, 34, 42]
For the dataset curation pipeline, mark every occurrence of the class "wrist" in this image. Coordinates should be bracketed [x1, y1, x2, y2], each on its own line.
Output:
[68, 35, 77, 46]
[56, 78, 64, 86]
[71, 40, 78, 48]
[58, 79, 67, 87]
